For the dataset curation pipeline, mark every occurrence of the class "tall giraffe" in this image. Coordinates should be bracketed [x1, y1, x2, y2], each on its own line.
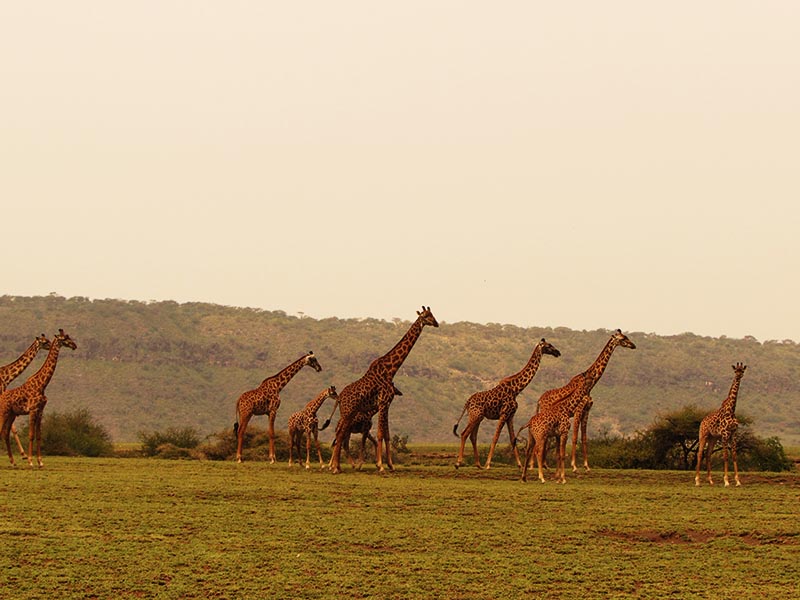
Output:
[1, 329, 77, 467]
[234, 351, 322, 463]
[0, 334, 51, 458]
[288, 385, 338, 469]
[536, 329, 636, 472]
[452, 338, 561, 470]
[695, 363, 747, 487]
[329, 306, 438, 474]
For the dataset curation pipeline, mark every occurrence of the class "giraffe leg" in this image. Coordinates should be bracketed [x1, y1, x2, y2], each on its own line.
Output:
[520, 432, 534, 482]
[330, 419, 348, 474]
[330, 418, 353, 475]
[505, 417, 523, 469]
[570, 411, 582, 473]
[540, 436, 550, 470]
[2, 414, 17, 467]
[536, 434, 547, 483]
[484, 417, 507, 470]
[455, 417, 478, 468]
[578, 401, 592, 472]
[31, 410, 44, 468]
[268, 412, 277, 464]
[288, 427, 296, 466]
[722, 440, 730, 487]
[236, 412, 253, 463]
[376, 407, 393, 473]
[706, 438, 715, 486]
[468, 426, 482, 468]
[11, 423, 28, 460]
[313, 428, 324, 469]
[305, 429, 312, 470]
[695, 433, 706, 486]
[557, 432, 569, 484]
[731, 438, 741, 486]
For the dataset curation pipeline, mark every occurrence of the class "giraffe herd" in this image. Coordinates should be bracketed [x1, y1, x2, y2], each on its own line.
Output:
[0, 309, 750, 486]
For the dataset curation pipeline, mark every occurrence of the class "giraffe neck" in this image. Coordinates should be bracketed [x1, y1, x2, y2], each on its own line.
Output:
[26, 342, 63, 392]
[720, 376, 742, 415]
[582, 337, 618, 394]
[372, 317, 425, 380]
[308, 390, 331, 414]
[265, 356, 308, 392]
[505, 344, 545, 395]
[0, 340, 41, 388]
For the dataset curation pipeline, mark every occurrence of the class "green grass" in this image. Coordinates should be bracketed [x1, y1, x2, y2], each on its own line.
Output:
[1, 457, 798, 599]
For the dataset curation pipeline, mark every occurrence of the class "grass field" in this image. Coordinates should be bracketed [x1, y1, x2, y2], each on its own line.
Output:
[1, 455, 798, 599]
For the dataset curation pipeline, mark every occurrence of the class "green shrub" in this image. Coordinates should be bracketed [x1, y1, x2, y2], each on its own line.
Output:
[138, 427, 201, 457]
[16, 408, 113, 457]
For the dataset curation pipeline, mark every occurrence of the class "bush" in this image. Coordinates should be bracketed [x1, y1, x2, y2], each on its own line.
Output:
[138, 427, 201, 457]
[16, 408, 113, 457]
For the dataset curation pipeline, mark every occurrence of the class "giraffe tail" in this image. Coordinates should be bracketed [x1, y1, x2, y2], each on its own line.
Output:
[319, 393, 340, 431]
[512, 424, 527, 448]
[452, 403, 469, 437]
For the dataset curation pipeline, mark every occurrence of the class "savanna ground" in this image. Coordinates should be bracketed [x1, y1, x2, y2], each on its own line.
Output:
[1, 450, 798, 599]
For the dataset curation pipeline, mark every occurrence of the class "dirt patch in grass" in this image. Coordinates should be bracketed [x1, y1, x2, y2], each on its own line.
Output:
[598, 528, 799, 546]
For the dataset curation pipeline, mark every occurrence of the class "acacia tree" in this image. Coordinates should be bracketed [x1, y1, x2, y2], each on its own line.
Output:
[646, 405, 760, 470]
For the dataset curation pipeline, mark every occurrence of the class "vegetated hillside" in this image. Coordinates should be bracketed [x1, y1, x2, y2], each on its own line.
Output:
[1, 294, 798, 446]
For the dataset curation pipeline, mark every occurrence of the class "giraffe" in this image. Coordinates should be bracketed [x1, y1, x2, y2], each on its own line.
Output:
[1, 329, 77, 467]
[517, 398, 576, 483]
[0, 334, 51, 459]
[536, 329, 636, 472]
[329, 306, 438, 474]
[233, 351, 322, 463]
[452, 338, 561, 470]
[333, 384, 402, 470]
[288, 385, 338, 469]
[695, 363, 747, 487]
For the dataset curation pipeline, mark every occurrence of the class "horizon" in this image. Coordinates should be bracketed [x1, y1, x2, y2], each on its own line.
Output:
[4, 3, 799, 344]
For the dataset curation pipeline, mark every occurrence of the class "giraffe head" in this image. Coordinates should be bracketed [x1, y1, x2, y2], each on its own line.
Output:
[611, 329, 636, 350]
[732, 362, 747, 378]
[304, 351, 322, 372]
[36, 333, 52, 351]
[54, 328, 78, 351]
[417, 306, 439, 328]
[539, 338, 561, 358]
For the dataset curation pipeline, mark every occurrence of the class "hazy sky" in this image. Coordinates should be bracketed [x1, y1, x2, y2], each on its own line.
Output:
[3, 3, 799, 341]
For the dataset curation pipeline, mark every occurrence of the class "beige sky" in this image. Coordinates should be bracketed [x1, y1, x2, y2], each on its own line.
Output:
[3, 2, 799, 341]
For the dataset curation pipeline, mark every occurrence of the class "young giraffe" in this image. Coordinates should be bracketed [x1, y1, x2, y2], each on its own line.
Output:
[1, 329, 78, 467]
[334, 384, 402, 470]
[536, 329, 636, 472]
[0, 334, 51, 459]
[329, 306, 438, 474]
[516, 395, 578, 483]
[452, 338, 561, 470]
[288, 385, 338, 469]
[234, 351, 322, 463]
[695, 363, 747, 487]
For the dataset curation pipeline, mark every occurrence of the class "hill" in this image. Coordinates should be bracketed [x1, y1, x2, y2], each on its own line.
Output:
[1, 294, 798, 445]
